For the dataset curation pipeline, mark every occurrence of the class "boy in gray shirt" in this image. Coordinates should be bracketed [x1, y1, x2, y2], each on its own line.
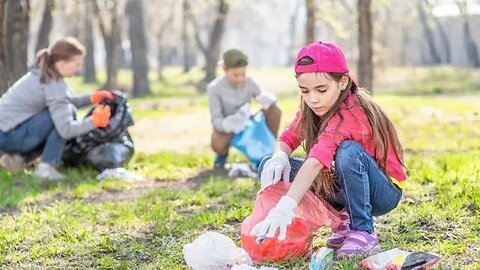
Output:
[207, 49, 282, 168]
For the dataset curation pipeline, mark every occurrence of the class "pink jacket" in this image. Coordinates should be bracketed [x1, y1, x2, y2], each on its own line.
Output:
[279, 93, 407, 182]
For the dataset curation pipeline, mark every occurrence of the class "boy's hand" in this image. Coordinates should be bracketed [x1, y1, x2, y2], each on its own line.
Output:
[256, 92, 277, 110]
[236, 103, 251, 118]
[221, 103, 251, 133]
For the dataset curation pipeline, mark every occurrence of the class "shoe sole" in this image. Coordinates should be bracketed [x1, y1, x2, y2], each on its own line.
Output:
[326, 236, 347, 248]
[336, 245, 382, 258]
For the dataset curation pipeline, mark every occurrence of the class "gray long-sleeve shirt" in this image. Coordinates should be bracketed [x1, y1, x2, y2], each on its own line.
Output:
[0, 69, 95, 139]
[207, 76, 262, 132]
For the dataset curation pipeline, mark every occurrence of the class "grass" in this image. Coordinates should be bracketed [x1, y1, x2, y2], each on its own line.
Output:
[0, 66, 479, 269]
[375, 66, 480, 95]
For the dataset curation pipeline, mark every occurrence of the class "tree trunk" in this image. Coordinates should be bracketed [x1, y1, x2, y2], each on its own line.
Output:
[93, 0, 121, 90]
[156, 28, 170, 82]
[156, 7, 175, 81]
[0, 0, 10, 95]
[457, 1, 480, 67]
[358, 0, 374, 91]
[193, 0, 229, 87]
[35, 0, 54, 52]
[4, 0, 29, 83]
[417, 2, 441, 64]
[432, 17, 451, 63]
[127, 0, 150, 97]
[82, 1, 97, 83]
[206, 0, 228, 84]
[286, 1, 301, 66]
[157, 41, 164, 81]
[105, 19, 121, 90]
[305, 0, 315, 44]
[463, 21, 479, 67]
[400, 25, 409, 66]
[423, 0, 450, 63]
[182, 0, 193, 73]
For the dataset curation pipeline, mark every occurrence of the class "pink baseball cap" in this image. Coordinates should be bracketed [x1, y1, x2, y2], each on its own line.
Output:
[295, 41, 349, 74]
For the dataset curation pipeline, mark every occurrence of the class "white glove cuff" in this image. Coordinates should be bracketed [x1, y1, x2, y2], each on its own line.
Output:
[277, 195, 297, 212]
[256, 92, 277, 110]
[273, 151, 289, 162]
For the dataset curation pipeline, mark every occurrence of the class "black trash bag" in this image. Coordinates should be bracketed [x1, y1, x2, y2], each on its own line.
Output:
[63, 91, 135, 171]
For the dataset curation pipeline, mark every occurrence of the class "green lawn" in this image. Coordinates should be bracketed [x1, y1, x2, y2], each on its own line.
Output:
[0, 67, 479, 269]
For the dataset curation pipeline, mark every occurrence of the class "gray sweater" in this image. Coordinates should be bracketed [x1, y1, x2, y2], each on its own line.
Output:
[0, 69, 95, 139]
[207, 76, 262, 132]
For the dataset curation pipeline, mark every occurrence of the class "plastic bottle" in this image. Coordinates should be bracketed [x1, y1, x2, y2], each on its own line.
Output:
[309, 247, 334, 270]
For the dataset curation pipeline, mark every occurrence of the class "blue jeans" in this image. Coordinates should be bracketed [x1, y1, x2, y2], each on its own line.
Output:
[258, 140, 402, 233]
[0, 110, 66, 166]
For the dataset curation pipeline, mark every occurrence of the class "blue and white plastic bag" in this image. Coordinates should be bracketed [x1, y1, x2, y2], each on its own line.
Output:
[231, 112, 276, 168]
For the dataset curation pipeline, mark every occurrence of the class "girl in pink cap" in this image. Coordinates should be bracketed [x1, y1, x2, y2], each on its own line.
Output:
[250, 41, 406, 258]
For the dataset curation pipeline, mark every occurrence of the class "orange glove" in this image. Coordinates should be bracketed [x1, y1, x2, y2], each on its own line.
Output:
[90, 90, 114, 104]
[91, 105, 111, 128]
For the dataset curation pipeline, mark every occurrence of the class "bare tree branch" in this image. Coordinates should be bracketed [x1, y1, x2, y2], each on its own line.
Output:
[92, 0, 107, 40]
[423, 0, 451, 63]
[192, 27, 207, 56]
[187, 1, 208, 56]
[0, 0, 10, 94]
[338, 0, 354, 14]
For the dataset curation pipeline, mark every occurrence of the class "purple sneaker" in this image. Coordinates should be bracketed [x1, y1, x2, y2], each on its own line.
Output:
[326, 211, 350, 248]
[336, 230, 381, 258]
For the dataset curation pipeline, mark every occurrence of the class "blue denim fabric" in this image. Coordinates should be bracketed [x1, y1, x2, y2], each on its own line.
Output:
[0, 109, 66, 166]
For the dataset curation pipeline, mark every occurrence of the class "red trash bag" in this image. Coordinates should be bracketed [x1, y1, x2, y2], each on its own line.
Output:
[241, 182, 341, 263]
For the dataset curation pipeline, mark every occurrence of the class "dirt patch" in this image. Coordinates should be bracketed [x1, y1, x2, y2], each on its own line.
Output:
[0, 168, 229, 216]
[129, 110, 212, 154]
[84, 168, 228, 204]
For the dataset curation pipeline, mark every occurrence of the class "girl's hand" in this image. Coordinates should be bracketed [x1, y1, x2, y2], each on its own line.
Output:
[250, 195, 297, 241]
[260, 151, 291, 192]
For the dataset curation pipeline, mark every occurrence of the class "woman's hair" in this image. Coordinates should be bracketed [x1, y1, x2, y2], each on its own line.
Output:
[36, 37, 85, 84]
[296, 72, 405, 198]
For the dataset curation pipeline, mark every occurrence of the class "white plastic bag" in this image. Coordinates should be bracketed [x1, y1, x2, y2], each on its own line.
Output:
[231, 265, 256, 270]
[231, 265, 278, 270]
[184, 232, 253, 270]
[96, 167, 143, 182]
[359, 248, 410, 270]
[360, 248, 442, 270]
[228, 163, 258, 179]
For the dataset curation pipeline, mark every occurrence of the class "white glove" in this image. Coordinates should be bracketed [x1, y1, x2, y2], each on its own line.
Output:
[260, 151, 291, 192]
[255, 92, 277, 110]
[250, 195, 297, 241]
[222, 103, 251, 133]
[237, 103, 251, 117]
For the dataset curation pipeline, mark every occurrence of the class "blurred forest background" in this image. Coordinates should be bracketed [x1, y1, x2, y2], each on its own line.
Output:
[1, 0, 480, 96]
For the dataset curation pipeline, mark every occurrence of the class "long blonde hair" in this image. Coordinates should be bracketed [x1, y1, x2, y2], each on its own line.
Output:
[296, 73, 404, 198]
[36, 37, 85, 84]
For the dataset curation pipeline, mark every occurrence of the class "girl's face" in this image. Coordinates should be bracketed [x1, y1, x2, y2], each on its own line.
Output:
[297, 72, 348, 116]
[54, 55, 84, 78]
